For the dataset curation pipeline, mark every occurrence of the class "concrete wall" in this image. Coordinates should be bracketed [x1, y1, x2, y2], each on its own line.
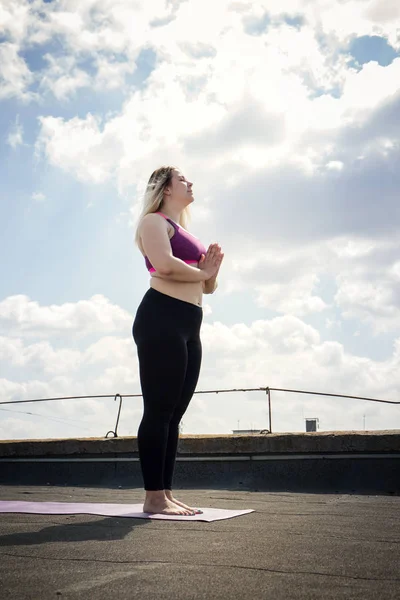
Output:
[1, 431, 399, 494]
[1, 430, 399, 457]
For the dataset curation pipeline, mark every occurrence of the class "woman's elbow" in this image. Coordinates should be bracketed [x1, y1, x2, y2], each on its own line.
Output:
[154, 260, 172, 277]
[150, 255, 173, 276]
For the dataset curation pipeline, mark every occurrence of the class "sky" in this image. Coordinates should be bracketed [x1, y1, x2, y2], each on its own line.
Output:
[1, 0, 400, 440]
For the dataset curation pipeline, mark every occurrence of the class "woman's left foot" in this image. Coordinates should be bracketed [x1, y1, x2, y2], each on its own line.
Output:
[165, 493, 203, 514]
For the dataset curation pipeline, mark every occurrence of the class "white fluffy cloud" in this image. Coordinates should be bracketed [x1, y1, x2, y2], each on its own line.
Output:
[0, 294, 132, 337]
[36, 114, 114, 184]
[39, 54, 91, 100]
[0, 42, 34, 101]
[0, 0, 33, 45]
[3, 0, 400, 102]
[7, 116, 24, 148]
[1, 295, 399, 440]
[2, 0, 400, 438]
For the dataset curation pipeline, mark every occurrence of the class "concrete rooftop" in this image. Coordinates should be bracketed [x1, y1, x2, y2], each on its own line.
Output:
[0, 485, 399, 599]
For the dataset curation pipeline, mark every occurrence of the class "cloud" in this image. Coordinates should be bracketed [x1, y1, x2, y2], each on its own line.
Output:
[2, 0, 400, 104]
[179, 42, 217, 59]
[0, 336, 82, 374]
[2, 0, 400, 440]
[31, 8, 400, 191]
[210, 150, 399, 245]
[92, 54, 137, 90]
[31, 15, 400, 333]
[39, 54, 92, 100]
[0, 42, 34, 101]
[7, 116, 24, 148]
[228, 248, 330, 317]
[1, 295, 400, 439]
[0, 294, 132, 337]
[31, 192, 45, 202]
[326, 160, 344, 171]
[0, 0, 32, 45]
[183, 97, 286, 157]
[333, 251, 400, 335]
[1, 0, 164, 101]
[35, 113, 117, 184]
[367, 0, 400, 28]
[338, 86, 400, 148]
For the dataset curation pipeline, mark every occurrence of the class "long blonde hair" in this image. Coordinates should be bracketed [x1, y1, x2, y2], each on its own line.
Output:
[134, 165, 191, 249]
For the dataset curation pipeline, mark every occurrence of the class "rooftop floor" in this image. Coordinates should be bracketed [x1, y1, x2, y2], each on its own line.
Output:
[0, 485, 399, 599]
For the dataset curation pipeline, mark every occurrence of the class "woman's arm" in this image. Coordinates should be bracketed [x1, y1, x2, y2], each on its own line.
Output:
[203, 277, 218, 294]
[140, 214, 207, 282]
[200, 245, 223, 294]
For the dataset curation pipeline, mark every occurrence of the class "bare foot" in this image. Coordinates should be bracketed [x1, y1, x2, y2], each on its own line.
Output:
[143, 497, 196, 516]
[165, 492, 203, 515]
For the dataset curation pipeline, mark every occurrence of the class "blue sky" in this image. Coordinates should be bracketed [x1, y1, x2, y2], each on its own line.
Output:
[1, 0, 400, 439]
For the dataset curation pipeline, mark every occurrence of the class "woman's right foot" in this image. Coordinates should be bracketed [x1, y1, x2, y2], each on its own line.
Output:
[143, 498, 195, 516]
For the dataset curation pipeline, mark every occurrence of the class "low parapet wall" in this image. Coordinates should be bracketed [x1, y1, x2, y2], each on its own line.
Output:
[1, 431, 399, 494]
[0, 430, 399, 457]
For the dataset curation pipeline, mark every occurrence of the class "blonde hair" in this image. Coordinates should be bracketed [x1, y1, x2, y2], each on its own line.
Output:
[134, 165, 191, 249]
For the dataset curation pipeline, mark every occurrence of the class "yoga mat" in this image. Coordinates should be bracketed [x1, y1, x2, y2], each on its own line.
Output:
[0, 501, 254, 522]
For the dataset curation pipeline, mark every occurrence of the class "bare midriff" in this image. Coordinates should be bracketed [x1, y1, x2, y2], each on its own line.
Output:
[139, 222, 204, 308]
[150, 275, 203, 308]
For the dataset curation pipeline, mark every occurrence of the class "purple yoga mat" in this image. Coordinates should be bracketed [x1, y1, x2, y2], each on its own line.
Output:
[0, 501, 254, 522]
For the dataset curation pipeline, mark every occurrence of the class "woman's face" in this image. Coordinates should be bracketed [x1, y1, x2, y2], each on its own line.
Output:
[167, 169, 194, 205]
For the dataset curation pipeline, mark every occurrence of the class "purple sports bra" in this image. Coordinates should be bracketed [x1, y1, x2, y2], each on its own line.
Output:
[144, 212, 207, 273]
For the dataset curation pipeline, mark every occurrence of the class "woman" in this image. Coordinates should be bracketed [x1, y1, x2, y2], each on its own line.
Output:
[132, 165, 224, 516]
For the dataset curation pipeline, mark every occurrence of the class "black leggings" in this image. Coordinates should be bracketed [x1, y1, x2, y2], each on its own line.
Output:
[132, 287, 203, 491]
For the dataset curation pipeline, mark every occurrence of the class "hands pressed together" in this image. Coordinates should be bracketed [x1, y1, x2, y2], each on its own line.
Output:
[198, 243, 224, 280]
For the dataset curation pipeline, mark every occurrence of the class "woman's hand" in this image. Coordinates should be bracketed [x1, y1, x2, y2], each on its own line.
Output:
[198, 243, 224, 279]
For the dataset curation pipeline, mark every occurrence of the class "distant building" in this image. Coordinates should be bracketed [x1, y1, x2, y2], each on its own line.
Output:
[232, 429, 270, 434]
[305, 418, 319, 432]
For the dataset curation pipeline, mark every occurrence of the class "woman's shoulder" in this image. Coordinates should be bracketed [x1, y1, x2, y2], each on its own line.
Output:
[141, 211, 164, 222]
[139, 212, 168, 231]
[138, 212, 174, 249]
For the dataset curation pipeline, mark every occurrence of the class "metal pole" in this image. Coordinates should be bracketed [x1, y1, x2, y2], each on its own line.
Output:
[267, 387, 272, 433]
[105, 394, 123, 438]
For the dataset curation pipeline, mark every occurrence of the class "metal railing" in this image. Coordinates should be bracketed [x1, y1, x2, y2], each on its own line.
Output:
[0, 387, 398, 438]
